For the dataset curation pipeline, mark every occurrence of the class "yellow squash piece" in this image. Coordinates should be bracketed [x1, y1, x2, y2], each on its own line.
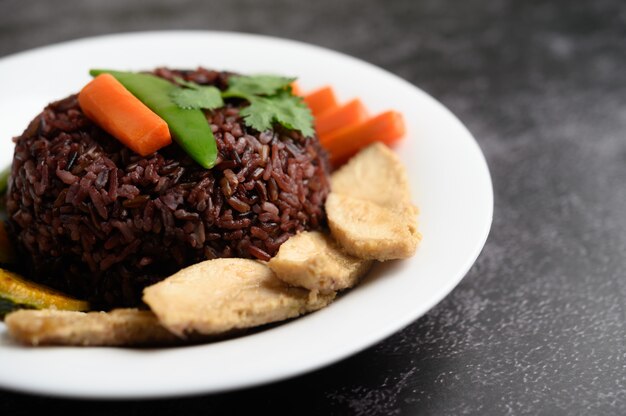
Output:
[0, 268, 89, 318]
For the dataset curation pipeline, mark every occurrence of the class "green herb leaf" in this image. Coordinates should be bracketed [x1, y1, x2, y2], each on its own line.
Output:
[170, 86, 224, 110]
[169, 73, 314, 137]
[240, 92, 314, 137]
[238, 98, 275, 132]
[226, 75, 295, 97]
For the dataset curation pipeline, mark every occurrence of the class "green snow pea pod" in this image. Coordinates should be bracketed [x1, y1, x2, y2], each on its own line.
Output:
[89, 69, 217, 169]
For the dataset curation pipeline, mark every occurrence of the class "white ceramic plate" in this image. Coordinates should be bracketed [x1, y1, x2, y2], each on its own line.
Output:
[0, 31, 493, 399]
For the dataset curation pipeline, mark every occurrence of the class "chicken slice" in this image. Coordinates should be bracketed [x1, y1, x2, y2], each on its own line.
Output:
[4, 308, 181, 347]
[268, 231, 373, 294]
[326, 142, 420, 260]
[331, 142, 417, 215]
[326, 193, 420, 261]
[142, 258, 335, 337]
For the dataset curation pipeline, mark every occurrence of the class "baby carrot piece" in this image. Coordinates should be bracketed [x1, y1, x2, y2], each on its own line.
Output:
[303, 86, 339, 116]
[320, 110, 406, 166]
[315, 98, 369, 137]
[78, 73, 172, 157]
[290, 81, 304, 96]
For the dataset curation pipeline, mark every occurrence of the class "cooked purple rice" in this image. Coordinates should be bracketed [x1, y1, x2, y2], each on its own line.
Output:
[5, 67, 331, 309]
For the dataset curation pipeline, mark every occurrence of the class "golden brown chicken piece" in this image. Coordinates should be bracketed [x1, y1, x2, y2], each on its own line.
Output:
[4, 308, 180, 347]
[143, 258, 335, 337]
[268, 231, 373, 294]
[325, 143, 420, 261]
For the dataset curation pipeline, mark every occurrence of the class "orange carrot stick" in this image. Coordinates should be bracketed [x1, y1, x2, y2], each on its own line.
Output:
[320, 110, 406, 166]
[314, 98, 369, 137]
[78, 73, 172, 156]
[303, 86, 339, 116]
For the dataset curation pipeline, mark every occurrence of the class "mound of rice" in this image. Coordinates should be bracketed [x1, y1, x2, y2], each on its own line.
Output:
[6, 67, 331, 309]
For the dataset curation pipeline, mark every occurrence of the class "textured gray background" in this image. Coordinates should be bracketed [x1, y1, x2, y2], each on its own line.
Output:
[1, 0, 625, 414]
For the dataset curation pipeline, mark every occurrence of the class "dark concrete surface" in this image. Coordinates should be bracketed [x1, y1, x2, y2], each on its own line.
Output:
[1, 0, 625, 414]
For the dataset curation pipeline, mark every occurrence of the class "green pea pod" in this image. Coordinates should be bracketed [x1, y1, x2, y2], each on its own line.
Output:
[89, 69, 217, 169]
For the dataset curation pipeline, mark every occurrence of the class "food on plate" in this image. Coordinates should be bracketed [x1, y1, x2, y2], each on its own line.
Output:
[78, 73, 172, 158]
[0, 221, 15, 264]
[330, 142, 416, 212]
[0, 166, 8, 222]
[89, 69, 220, 168]
[324, 142, 420, 260]
[314, 98, 369, 137]
[143, 258, 335, 337]
[1, 65, 418, 348]
[326, 193, 419, 260]
[5, 67, 330, 309]
[4, 308, 180, 346]
[320, 110, 406, 166]
[0, 166, 9, 196]
[303, 85, 339, 116]
[0, 268, 89, 318]
[299, 85, 405, 166]
[268, 231, 372, 294]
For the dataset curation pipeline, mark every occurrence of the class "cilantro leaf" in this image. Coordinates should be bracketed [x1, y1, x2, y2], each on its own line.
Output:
[226, 75, 295, 97]
[169, 73, 315, 137]
[240, 92, 314, 137]
[271, 93, 315, 137]
[239, 97, 276, 132]
[170, 86, 224, 110]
